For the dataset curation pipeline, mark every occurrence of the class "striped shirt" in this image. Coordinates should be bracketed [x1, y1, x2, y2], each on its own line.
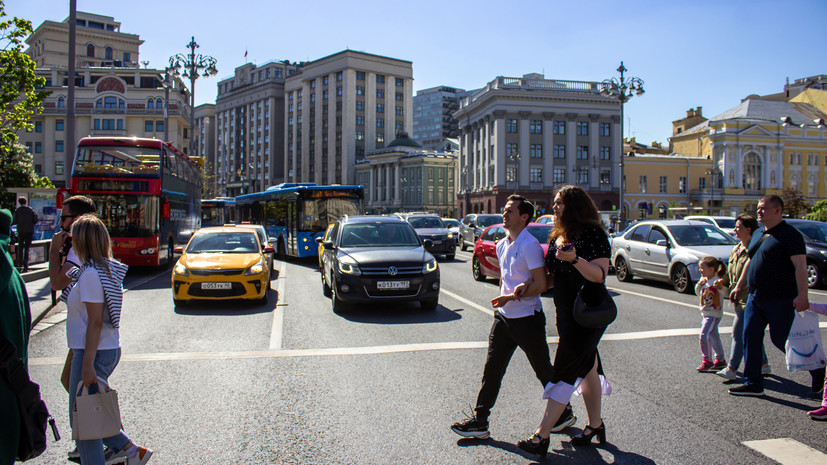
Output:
[60, 258, 128, 328]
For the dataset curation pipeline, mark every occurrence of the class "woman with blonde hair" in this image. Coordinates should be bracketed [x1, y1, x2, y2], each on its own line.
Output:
[517, 185, 613, 456]
[65, 215, 152, 464]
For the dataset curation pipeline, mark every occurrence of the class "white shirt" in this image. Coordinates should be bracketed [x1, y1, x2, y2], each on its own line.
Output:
[495, 227, 545, 318]
[66, 267, 120, 350]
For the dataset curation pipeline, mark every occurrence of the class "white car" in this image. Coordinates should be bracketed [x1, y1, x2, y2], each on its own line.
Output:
[442, 218, 460, 238]
[684, 216, 737, 236]
[612, 220, 738, 294]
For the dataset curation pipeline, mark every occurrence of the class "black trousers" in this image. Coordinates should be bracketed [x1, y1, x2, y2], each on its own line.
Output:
[15, 231, 33, 269]
[475, 310, 554, 421]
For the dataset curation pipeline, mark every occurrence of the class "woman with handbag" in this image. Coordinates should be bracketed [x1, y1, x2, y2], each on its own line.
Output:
[66, 215, 152, 465]
[517, 185, 612, 457]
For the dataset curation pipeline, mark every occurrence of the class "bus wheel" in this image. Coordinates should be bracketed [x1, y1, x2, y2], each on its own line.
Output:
[166, 239, 174, 266]
[277, 240, 286, 261]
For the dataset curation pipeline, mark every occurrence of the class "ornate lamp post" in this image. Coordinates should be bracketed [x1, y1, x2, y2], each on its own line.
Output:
[600, 61, 644, 226]
[508, 152, 521, 194]
[462, 167, 469, 216]
[168, 37, 218, 155]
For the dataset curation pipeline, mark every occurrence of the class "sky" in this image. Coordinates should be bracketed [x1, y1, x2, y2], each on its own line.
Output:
[7, 0, 827, 147]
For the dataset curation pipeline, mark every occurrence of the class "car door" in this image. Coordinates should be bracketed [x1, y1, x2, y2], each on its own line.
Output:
[460, 215, 473, 243]
[642, 225, 671, 278]
[477, 226, 503, 276]
[624, 224, 652, 277]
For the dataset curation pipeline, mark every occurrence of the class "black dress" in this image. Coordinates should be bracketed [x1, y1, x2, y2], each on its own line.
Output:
[546, 223, 612, 385]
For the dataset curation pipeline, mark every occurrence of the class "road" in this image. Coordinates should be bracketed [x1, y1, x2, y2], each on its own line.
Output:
[22, 249, 827, 464]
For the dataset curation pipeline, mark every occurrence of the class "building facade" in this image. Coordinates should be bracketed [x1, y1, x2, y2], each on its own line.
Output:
[354, 134, 458, 217]
[413, 85, 467, 150]
[454, 73, 622, 217]
[21, 12, 189, 187]
[284, 50, 414, 186]
[214, 61, 299, 196]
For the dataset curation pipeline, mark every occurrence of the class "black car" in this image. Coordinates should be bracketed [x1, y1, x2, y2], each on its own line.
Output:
[317, 215, 440, 313]
[400, 213, 455, 260]
[458, 213, 502, 251]
[786, 219, 827, 289]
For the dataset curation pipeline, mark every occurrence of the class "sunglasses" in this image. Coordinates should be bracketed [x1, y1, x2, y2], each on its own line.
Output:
[60, 214, 77, 221]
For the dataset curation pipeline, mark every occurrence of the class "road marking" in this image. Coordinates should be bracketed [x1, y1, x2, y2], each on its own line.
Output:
[269, 260, 287, 350]
[743, 438, 827, 464]
[607, 286, 737, 317]
[441, 288, 494, 317]
[812, 289, 827, 297]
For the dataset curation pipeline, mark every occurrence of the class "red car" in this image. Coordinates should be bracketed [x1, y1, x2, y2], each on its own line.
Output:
[472, 223, 553, 281]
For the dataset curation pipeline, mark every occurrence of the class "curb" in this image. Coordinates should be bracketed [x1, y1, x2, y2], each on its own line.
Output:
[22, 268, 49, 283]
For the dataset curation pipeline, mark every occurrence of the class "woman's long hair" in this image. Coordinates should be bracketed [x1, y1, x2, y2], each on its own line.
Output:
[549, 185, 604, 243]
[71, 214, 112, 275]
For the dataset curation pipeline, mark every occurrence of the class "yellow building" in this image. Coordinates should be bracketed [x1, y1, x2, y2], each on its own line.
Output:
[622, 154, 713, 219]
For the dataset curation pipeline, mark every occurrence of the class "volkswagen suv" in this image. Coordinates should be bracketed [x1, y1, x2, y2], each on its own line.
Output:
[317, 215, 440, 313]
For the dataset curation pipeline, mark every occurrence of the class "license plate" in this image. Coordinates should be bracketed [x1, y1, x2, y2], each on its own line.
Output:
[431, 240, 441, 245]
[377, 281, 409, 290]
[202, 282, 232, 290]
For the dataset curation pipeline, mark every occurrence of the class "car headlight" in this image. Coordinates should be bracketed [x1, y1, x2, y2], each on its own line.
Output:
[138, 246, 158, 255]
[245, 259, 265, 275]
[820, 249, 827, 257]
[173, 261, 189, 276]
[337, 257, 361, 276]
[447, 233, 454, 239]
[422, 258, 438, 274]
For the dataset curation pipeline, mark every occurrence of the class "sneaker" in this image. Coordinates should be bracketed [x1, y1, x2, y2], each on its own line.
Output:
[125, 446, 153, 465]
[728, 384, 765, 397]
[68, 448, 80, 464]
[761, 364, 772, 375]
[69, 446, 126, 465]
[716, 367, 737, 380]
[712, 360, 727, 370]
[550, 404, 576, 433]
[808, 406, 827, 421]
[451, 414, 490, 439]
[696, 360, 715, 372]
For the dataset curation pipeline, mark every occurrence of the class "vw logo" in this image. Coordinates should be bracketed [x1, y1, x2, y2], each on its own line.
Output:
[388, 266, 398, 276]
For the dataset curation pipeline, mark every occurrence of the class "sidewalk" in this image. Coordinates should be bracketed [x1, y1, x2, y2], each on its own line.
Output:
[19, 262, 60, 327]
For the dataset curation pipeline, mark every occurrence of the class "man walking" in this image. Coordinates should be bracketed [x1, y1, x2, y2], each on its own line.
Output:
[729, 195, 826, 396]
[452, 195, 574, 439]
[12, 197, 38, 272]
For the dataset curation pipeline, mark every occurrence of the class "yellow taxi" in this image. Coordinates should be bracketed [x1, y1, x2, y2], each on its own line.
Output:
[317, 223, 335, 270]
[171, 226, 273, 306]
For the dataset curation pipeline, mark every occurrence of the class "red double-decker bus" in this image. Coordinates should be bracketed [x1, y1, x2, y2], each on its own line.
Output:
[64, 137, 201, 267]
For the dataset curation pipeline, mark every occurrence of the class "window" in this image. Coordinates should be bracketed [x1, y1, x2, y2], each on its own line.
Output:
[506, 119, 518, 133]
[553, 168, 566, 184]
[26, 142, 32, 152]
[395, 92, 403, 101]
[86, 44, 95, 57]
[553, 145, 566, 159]
[309, 79, 316, 89]
[600, 169, 611, 185]
[506, 143, 519, 157]
[553, 121, 565, 134]
[395, 78, 404, 87]
[376, 119, 384, 128]
[55, 161, 64, 175]
[356, 86, 365, 96]
[506, 167, 516, 182]
[355, 101, 364, 111]
[337, 87, 342, 96]
[123, 52, 130, 63]
[376, 133, 384, 143]
[145, 120, 154, 131]
[55, 140, 64, 152]
[35, 142, 42, 153]
[576, 146, 588, 159]
[679, 176, 687, 194]
[297, 103, 302, 111]
[156, 121, 164, 132]
[105, 47, 113, 59]
[600, 146, 610, 160]
[395, 120, 403, 130]
[147, 99, 154, 109]
[530, 167, 542, 183]
[640, 175, 648, 193]
[323, 90, 329, 100]
[576, 122, 589, 136]
[56, 119, 64, 130]
[376, 104, 384, 113]
[337, 72, 343, 81]
[35, 121, 42, 132]
[355, 116, 364, 126]
[395, 106, 403, 116]
[530, 120, 542, 134]
[530, 144, 542, 158]
[577, 169, 589, 184]
[376, 89, 384, 98]
[356, 71, 365, 80]
[355, 131, 364, 141]
[310, 94, 315, 103]
[58, 97, 65, 108]
[699, 177, 707, 189]
[659, 176, 667, 193]
[376, 75, 385, 84]
[600, 123, 610, 137]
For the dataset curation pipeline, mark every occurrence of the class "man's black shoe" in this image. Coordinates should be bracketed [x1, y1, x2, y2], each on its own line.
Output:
[728, 384, 764, 397]
[451, 415, 490, 439]
[550, 403, 576, 433]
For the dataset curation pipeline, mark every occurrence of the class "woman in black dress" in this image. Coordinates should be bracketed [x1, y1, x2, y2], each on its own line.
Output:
[518, 185, 612, 456]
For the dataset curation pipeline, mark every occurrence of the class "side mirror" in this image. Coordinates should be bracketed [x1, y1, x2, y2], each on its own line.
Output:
[323, 240, 335, 249]
[315, 237, 324, 244]
[655, 240, 668, 247]
[468, 222, 476, 228]
[268, 237, 276, 244]
[423, 238, 434, 248]
[264, 246, 275, 253]
[173, 247, 183, 253]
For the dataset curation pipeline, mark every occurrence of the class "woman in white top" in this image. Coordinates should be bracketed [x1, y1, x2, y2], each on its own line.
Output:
[66, 215, 152, 465]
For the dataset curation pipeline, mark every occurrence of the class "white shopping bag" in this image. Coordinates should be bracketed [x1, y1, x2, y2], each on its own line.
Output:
[786, 311, 827, 372]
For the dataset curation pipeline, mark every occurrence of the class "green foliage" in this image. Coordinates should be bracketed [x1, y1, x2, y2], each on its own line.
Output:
[0, 143, 53, 209]
[201, 161, 217, 199]
[807, 199, 827, 222]
[781, 187, 810, 218]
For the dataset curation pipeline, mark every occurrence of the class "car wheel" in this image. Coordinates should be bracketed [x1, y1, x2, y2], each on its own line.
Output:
[173, 298, 187, 307]
[446, 254, 455, 261]
[322, 271, 332, 297]
[671, 263, 693, 294]
[266, 273, 272, 291]
[460, 235, 468, 251]
[807, 260, 821, 289]
[472, 256, 486, 282]
[331, 278, 348, 314]
[259, 290, 269, 305]
[421, 298, 438, 311]
[615, 257, 632, 282]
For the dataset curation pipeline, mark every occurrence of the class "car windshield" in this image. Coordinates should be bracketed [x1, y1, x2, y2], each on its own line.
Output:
[714, 218, 736, 229]
[792, 222, 827, 243]
[527, 225, 553, 244]
[443, 219, 460, 228]
[186, 232, 260, 253]
[237, 226, 267, 248]
[340, 223, 420, 247]
[477, 215, 501, 228]
[667, 225, 737, 246]
[409, 217, 444, 229]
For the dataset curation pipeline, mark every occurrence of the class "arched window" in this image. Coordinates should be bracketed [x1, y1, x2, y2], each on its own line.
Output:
[58, 96, 65, 108]
[96, 96, 125, 109]
[156, 98, 163, 109]
[105, 47, 113, 60]
[147, 99, 154, 109]
[743, 152, 762, 191]
[86, 44, 95, 57]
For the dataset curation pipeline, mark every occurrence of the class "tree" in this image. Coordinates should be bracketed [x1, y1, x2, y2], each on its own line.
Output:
[781, 187, 809, 218]
[807, 199, 827, 222]
[201, 161, 217, 199]
[0, 3, 49, 209]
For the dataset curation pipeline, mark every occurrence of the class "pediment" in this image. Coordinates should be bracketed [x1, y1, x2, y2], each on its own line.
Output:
[737, 124, 774, 137]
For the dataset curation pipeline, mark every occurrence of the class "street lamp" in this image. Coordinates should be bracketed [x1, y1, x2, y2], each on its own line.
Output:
[168, 37, 218, 155]
[508, 152, 521, 194]
[461, 167, 469, 216]
[705, 167, 720, 215]
[400, 175, 407, 213]
[600, 61, 644, 227]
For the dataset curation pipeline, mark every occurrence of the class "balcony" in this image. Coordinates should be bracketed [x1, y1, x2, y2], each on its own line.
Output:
[689, 188, 724, 202]
[89, 129, 127, 136]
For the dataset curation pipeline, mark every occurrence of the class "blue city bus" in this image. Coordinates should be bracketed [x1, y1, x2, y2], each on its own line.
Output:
[235, 183, 364, 258]
[201, 198, 236, 227]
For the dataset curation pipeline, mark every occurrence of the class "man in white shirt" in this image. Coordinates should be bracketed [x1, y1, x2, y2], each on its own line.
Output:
[452, 195, 574, 439]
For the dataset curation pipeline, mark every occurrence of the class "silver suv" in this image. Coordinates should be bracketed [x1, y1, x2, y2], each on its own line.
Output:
[458, 214, 502, 251]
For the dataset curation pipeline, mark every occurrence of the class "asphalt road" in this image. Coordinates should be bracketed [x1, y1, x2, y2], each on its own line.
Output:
[22, 249, 827, 464]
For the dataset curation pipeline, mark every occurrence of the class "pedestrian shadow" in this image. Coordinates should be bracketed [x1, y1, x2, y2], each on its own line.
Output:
[456, 437, 656, 464]
[760, 375, 821, 409]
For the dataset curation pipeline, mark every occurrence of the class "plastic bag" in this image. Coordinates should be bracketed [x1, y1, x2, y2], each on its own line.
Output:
[786, 311, 827, 372]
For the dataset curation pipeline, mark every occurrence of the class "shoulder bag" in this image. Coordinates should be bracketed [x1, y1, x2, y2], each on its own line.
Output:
[573, 266, 617, 328]
[72, 379, 122, 440]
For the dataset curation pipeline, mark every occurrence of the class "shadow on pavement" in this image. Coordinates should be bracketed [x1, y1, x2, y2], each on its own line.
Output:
[456, 437, 656, 464]
[173, 290, 277, 316]
[334, 302, 461, 325]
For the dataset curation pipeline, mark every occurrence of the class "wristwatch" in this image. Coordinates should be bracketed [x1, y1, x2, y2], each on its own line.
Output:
[571, 256, 579, 265]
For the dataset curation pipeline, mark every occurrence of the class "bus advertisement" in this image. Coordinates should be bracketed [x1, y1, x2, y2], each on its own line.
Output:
[235, 183, 363, 258]
[67, 136, 201, 267]
[201, 198, 236, 227]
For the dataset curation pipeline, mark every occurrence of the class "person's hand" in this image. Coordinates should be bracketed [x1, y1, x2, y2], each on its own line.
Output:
[729, 285, 742, 304]
[513, 281, 531, 300]
[698, 277, 708, 286]
[793, 294, 809, 312]
[81, 364, 97, 388]
[50, 230, 68, 253]
[556, 244, 576, 262]
[491, 294, 513, 307]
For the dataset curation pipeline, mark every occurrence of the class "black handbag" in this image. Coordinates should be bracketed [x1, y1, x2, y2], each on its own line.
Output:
[572, 268, 617, 328]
